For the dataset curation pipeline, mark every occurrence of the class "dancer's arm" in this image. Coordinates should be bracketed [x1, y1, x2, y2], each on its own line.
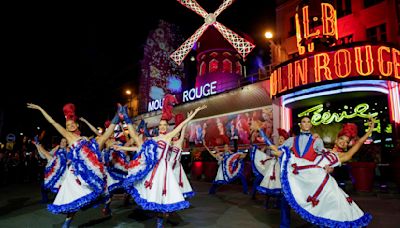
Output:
[79, 117, 101, 136]
[338, 117, 376, 163]
[31, 137, 53, 161]
[113, 145, 139, 152]
[203, 141, 218, 159]
[97, 106, 120, 149]
[165, 105, 207, 141]
[251, 120, 282, 156]
[27, 103, 77, 143]
[120, 105, 143, 147]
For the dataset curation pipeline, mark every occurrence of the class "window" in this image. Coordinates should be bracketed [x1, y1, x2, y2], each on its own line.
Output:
[209, 59, 219, 73]
[199, 61, 206, 76]
[235, 62, 242, 75]
[210, 52, 218, 58]
[222, 59, 232, 73]
[289, 16, 296, 37]
[364, 0, 384, 8]
[366, 24, 387, 41]
[335, 0, 352, 18]
[337, 34, 353, 45]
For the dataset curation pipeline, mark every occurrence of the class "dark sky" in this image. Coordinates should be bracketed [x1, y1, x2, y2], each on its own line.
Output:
[1, 0, 275, 140]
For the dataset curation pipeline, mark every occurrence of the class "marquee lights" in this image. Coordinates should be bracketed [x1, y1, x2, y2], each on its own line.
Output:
[270, 45, 400, 97]
[298, 103, 379, 126]
[354, 45, 374, 76]
[296, 2, 338, 55]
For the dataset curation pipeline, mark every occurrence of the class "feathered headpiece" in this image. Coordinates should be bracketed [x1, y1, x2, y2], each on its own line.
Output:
[63, 103, 77, 121]
[337, 123, 358, 139]
[161, 93, 178, 121]
[277, 128, 289, 140]
[174, 113, 185, 129]
[104, 120, 111, 129]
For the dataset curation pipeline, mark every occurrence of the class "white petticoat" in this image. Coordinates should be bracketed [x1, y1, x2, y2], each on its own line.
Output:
[128, 139, 189, 213]
[169, 146, 194, 198]
[280, 147, 372, 227]
[47, 138, 105, 214]
[257, 156, 281, 195]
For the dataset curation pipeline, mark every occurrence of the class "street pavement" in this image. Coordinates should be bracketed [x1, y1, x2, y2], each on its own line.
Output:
[0, 180, 399, 227]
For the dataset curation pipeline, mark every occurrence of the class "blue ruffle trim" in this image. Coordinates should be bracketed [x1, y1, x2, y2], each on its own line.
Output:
[222, 153, 244, 183]
[72, 139, 105, 193]
[47, 190, 101, 214]
[213, 180, 228, 185]
[44, 151, 67, 192]
[250, 144, 264, 178]
[123, 140, 158, 189]
[183, 191, 195, 199]
[256, 186, 281, 196]
[108, 182, 124, 194]
[280, 148, 372, 228]
[107, 166, 127, 181]
[125, 186, 190, 213]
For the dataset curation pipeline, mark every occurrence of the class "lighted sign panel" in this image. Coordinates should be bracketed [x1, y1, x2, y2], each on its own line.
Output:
[147, 81, 218, 112]
[292, 96, 392, 149]
[270, 44, 400, 98]
[139, 21, 187, 113]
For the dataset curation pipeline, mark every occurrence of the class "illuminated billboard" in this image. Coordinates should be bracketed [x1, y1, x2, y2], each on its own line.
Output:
[139, 20, 187, 113]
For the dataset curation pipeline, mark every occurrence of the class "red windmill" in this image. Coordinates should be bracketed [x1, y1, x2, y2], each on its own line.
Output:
[170, 0, 256, 65]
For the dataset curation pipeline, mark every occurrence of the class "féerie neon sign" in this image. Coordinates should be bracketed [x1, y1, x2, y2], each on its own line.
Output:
[298, 103, 378, 126]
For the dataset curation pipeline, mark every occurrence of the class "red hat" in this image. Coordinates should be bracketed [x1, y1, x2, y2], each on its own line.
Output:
[63, 103, 77, 121]
[104, 120, 111, 129]
[277, 128, 289, 140]
[338, 123, 358, 139]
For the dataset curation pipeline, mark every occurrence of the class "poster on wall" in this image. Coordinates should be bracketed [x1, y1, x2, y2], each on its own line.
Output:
[185, 106, 273, 148]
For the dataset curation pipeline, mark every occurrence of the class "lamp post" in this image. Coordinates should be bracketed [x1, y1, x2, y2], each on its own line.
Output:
[125, 89, 133, 117]
[263, 30, 288, 66]
[264, 31, 273, 39]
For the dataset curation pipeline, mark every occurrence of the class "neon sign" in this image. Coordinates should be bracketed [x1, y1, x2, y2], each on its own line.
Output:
[270, 45, 400, 97]
[147, 81, 218, 112]
[148, 98, 164, 112]
[296, 3, 338, 55]
[182, 81, 217, 102]
[298, 103, 379, 126]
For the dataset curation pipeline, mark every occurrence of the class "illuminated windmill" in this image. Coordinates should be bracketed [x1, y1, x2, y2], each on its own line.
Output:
[170, 0, 256, 65]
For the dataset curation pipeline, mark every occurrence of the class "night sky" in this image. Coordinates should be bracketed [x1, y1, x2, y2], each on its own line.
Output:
[1, 0, 275, 141]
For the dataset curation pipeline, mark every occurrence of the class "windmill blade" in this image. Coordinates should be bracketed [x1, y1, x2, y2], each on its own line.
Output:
[213, 21, 255, 59]
[177, 0, 208, 18]
[170, 23, 209, 65]
[213, 0, 234, 18]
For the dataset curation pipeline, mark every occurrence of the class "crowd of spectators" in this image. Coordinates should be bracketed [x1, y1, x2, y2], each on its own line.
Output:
[0, 135, 49, 187]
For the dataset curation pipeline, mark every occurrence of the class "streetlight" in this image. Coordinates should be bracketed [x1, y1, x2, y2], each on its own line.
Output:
[125, 89, 133, 116]
[264, 31, 273, 39]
